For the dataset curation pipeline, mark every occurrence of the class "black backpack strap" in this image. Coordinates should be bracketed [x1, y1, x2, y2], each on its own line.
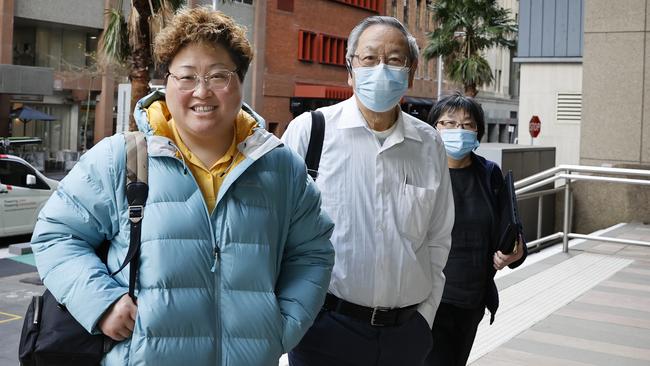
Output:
[110, 131, 148, 301]
[305, 110, 325, 180]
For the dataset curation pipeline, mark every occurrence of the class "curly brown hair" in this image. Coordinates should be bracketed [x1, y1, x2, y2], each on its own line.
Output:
[153, 6, 253, 81]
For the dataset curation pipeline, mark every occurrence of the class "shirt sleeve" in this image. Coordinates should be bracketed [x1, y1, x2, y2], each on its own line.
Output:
[417, 135, 455, 328]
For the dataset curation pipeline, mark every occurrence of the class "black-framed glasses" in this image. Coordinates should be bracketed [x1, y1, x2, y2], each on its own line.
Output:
[349, 53, 409, 68]
[167, 69, 237, 91]
[437, 120, 478, 130]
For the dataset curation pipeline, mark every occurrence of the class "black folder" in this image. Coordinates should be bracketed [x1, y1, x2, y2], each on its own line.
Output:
[497, 170, 522, 254]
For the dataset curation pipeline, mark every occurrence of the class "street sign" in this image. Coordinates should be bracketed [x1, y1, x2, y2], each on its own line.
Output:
[529, 115, 541, 138]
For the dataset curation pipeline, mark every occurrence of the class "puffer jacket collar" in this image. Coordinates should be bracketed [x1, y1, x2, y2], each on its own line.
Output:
[133, 90, 284, 205]
[133, 89, 282, 161]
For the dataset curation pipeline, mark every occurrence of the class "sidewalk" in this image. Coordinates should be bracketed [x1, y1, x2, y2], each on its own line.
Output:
[2, 223, 649, 366]
[469, 222, 650, 365]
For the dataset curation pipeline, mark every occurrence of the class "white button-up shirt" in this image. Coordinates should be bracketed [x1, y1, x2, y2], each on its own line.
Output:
[282, 97, 454, 326]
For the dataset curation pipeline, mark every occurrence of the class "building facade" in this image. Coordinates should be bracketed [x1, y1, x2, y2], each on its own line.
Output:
[0, 0, 118, 167]
[515, 0, 583, 165]
[258, 0, 384, 135]
[476, 0, 520, 144]
[575, 0, 650, 232]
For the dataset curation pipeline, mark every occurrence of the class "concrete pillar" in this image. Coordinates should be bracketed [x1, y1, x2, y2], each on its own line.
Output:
[94, 72, 114, 143]
[0, 0, 14, 137]
[94, 0, 118, 143]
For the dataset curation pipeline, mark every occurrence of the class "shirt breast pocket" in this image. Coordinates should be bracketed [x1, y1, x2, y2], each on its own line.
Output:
[397, 183, 437, 243]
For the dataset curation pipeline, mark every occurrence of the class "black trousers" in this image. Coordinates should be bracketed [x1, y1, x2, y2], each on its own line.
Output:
[425, 302, 486, 366]
[289, 309, 433, 366]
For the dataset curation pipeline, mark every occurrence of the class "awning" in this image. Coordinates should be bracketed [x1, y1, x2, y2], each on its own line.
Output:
[10, 106, 57, 121]
[294, 84, 353, 100]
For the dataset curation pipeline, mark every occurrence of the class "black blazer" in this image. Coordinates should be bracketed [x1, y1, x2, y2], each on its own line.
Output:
[470, 152, 527, 324]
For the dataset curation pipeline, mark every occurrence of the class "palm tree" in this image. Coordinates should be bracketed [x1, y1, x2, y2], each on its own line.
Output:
[423, 0, 517, 97]
[98, 0, 184, 131]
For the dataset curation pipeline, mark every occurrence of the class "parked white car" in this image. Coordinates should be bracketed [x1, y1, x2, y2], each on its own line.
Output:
[0, 154, 58, 238]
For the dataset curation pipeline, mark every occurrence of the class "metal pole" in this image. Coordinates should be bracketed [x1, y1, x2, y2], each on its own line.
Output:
[568, 188, 573, 235]
[562, 174, 571, 253]
[537, 195, 543, 240]
[437, 55, 443, 100]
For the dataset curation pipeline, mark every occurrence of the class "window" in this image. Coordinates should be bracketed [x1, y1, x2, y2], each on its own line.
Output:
[496, 69, 502, 92]
[233, 0, 253, 4]
[0, 160, 49, 190]
[278, 0, 293, 12]
[298, 30, 318, 62]
[319, 34, 347, 67]
[426, 0, 434, 30]
[403, 0, 409, 27]
[330, 0, 383, 13]
[556, 93, 582, 122]
[391, 0, 398, 16]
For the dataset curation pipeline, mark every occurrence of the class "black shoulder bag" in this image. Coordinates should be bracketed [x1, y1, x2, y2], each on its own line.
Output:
[305, 110, 325, 181]
[18, 131, 149, 366]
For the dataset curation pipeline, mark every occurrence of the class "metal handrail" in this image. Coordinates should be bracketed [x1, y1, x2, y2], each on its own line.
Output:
[514, 164, 650, 189]
[514, 164, 650, 253]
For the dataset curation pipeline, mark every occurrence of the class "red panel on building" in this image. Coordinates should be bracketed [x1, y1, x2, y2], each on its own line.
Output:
[330, 0, 384, 13]
[318, 34, 347, 66]
[298, 30, 318, 62]
[277, 0, 294, 12]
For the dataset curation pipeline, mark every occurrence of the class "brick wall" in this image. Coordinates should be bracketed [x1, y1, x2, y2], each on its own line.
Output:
[263, 0, 376, 131]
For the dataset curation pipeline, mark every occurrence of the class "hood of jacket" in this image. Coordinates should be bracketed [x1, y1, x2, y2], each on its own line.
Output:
[133, 89, 282, 161]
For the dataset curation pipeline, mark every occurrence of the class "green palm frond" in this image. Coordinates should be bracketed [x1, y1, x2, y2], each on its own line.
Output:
[424, 0, 517, 95]
[98, 8, 128, 68]
[448, 55, 493, 88]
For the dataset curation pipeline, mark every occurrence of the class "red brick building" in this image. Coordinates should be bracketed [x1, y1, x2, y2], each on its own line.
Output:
[255, 0, 441, 135]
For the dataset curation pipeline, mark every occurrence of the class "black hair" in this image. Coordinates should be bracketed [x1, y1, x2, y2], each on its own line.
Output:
[426, 91, 486, 141]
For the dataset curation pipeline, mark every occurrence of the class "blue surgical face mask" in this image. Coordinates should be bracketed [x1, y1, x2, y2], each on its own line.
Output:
[353, 63, 409, 112]
[440, 129, 480, 160]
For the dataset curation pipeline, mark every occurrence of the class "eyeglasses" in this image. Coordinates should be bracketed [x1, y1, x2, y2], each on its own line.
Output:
[350, 53, 409, 68]
[437, 120, 478, 130]
[167, 69, 237, 91]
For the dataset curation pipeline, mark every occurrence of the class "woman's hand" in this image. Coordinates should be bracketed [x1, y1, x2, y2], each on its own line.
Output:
[99, 294, 138, 341]
[493, 236, 524, 271]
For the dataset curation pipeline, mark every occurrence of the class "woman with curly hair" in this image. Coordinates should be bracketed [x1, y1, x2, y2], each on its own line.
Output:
[31, 7, 334, 365]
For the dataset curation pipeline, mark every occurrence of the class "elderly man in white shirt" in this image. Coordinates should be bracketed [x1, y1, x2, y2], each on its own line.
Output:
[282, 15, 454, 366]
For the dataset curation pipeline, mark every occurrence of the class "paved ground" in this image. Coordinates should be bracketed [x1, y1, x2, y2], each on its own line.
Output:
[2, 223, 649, 366]
[470, 222, 650, 365]
[0, 271, 42, 366]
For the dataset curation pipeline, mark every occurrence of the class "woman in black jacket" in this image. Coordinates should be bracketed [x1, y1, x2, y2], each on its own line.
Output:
[425, 92, 527, 366]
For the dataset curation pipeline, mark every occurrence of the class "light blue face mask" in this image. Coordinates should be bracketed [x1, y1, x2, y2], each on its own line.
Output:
[353, 63, 409, 112]
[440, 129, 480, 160]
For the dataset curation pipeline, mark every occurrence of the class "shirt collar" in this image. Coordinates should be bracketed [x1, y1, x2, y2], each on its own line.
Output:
[339, 96, 422, 143]
[338, 97, 370, 129]
[401, 113, 423, 142]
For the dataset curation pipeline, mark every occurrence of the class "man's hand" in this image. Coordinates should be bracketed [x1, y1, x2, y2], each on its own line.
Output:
[493, 237, 524, 271]
[99, 294, 138, 341]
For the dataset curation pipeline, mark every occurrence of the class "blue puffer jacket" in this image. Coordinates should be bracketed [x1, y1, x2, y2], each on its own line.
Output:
[31, 91, 335, 366]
